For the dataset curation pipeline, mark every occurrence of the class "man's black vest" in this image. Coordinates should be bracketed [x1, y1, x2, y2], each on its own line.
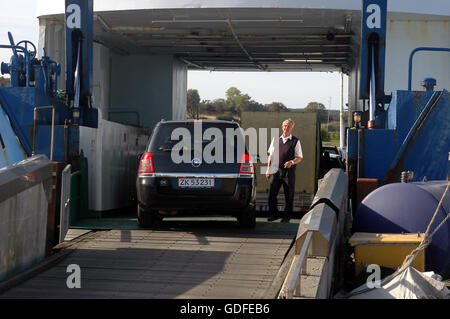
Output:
[278, 136, 298, 169]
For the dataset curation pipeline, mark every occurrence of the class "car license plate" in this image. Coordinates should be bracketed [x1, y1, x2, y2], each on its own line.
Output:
[178, 178, 214, 188]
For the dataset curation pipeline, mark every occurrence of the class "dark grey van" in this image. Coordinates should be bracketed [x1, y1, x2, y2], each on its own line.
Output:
[136, 120, 256, 228]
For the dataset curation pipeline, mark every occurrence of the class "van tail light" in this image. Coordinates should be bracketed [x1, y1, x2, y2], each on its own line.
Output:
[138, 152, 155, 174]
[239, 153, 254, 175]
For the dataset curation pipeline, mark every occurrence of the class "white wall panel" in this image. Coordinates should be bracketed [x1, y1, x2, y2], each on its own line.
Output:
[80, 119, 148, 212]
[385, 20, 450, 92]
[110, 54, 187, 128]
[38, 18, 66, 91]
[0, 184, 48, 280]
[172, 58, 188, 121]
[92, 42, 111, 119]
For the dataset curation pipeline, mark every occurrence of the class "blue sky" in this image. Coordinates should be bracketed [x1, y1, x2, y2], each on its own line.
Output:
[0, 0, 348, 110]
[0, 1, 39, 61]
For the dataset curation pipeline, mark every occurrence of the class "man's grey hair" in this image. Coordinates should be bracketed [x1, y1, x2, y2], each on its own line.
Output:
[283, 118, 295, 127]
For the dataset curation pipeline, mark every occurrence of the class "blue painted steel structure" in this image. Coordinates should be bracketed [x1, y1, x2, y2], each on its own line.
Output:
[65, 0, 96, 127]
[347, 0, 450, 279]
[359, 0, 387, 103]
[0, 0, 97, 169]
[348, 0, 449, 185]
[0, 105, 25, 167]
[66, 0, 93, 100]
[348, 89, 450, 183]
[0, 87, 71, 156]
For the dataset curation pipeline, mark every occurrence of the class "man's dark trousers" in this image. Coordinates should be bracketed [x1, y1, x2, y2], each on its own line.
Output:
[268, 167, 295, 218]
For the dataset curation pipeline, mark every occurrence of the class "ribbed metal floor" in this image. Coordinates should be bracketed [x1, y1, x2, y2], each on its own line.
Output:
[1, 220, 296, 299]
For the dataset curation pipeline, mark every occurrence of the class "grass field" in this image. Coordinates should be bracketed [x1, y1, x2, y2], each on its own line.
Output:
[322, 139, 340, 147]
[321, 122, 340, 147]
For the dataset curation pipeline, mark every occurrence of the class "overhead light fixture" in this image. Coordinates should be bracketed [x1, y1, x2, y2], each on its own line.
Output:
[280, 52, 323, 56]
[111, 26, 165, 31]
[284, 59, 323, 63]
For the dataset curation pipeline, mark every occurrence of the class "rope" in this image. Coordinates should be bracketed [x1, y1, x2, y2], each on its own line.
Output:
[346, 181, 449, 297]
[389, 181, 449, 277]
[423, 181, 449, 237]
[429, 209, 450, 239]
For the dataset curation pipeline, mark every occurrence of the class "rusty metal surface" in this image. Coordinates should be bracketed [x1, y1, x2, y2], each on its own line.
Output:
[355, 178, 378, 212]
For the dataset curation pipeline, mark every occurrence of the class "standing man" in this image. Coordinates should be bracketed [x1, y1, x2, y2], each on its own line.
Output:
[266, 119, 303, 222]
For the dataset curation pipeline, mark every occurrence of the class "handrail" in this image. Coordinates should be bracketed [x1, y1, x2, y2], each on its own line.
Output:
[0, 45, 28, 55]
[408, 47, 450, 91]
[279, 231, 313, 298]
[32, 106, 56, 161]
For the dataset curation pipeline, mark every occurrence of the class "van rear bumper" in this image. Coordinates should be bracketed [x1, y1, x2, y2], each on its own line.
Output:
[136, 174, 255, 211]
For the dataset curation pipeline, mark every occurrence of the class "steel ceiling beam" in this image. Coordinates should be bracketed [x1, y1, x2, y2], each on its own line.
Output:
[143, 18, 306, 24]
[189, 57, 347, 63]
[178, 57, 205, 70]
[126, 33, 354, 39]
[226, 19, 265, 71]
[93, 12, 356, 71]
[94, 14, 146, 54]
[182, 50, 352, 56]
[149, 47, 354, 53]
[141, 43, 352, 48]
[132, 39, 351, 46]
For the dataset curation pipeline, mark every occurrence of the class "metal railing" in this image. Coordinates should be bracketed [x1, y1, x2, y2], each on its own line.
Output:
[408, 47, 450, 91]
[280, 231, 313, 298]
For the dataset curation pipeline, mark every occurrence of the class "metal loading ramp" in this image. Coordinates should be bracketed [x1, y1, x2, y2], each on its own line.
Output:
[0, 226, 295, 299]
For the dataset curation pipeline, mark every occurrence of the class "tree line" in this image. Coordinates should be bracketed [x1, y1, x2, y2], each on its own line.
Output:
[187, 86, 346, 127]
[187, 87, 289, 120]
[0, 76, 9, 87]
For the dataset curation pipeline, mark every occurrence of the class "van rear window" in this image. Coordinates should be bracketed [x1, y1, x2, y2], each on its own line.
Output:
[148, 122, 247, 161]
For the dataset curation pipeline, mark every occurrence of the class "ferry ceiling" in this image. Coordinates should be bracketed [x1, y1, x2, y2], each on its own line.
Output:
[43, 7, 359, 73]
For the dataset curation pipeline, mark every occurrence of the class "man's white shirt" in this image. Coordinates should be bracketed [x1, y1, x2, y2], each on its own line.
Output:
[267, 135, 303, 158]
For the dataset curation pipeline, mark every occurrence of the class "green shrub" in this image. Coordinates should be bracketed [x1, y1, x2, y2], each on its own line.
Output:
[217, 112, 235, 121]
[321, 127, 330, 141]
